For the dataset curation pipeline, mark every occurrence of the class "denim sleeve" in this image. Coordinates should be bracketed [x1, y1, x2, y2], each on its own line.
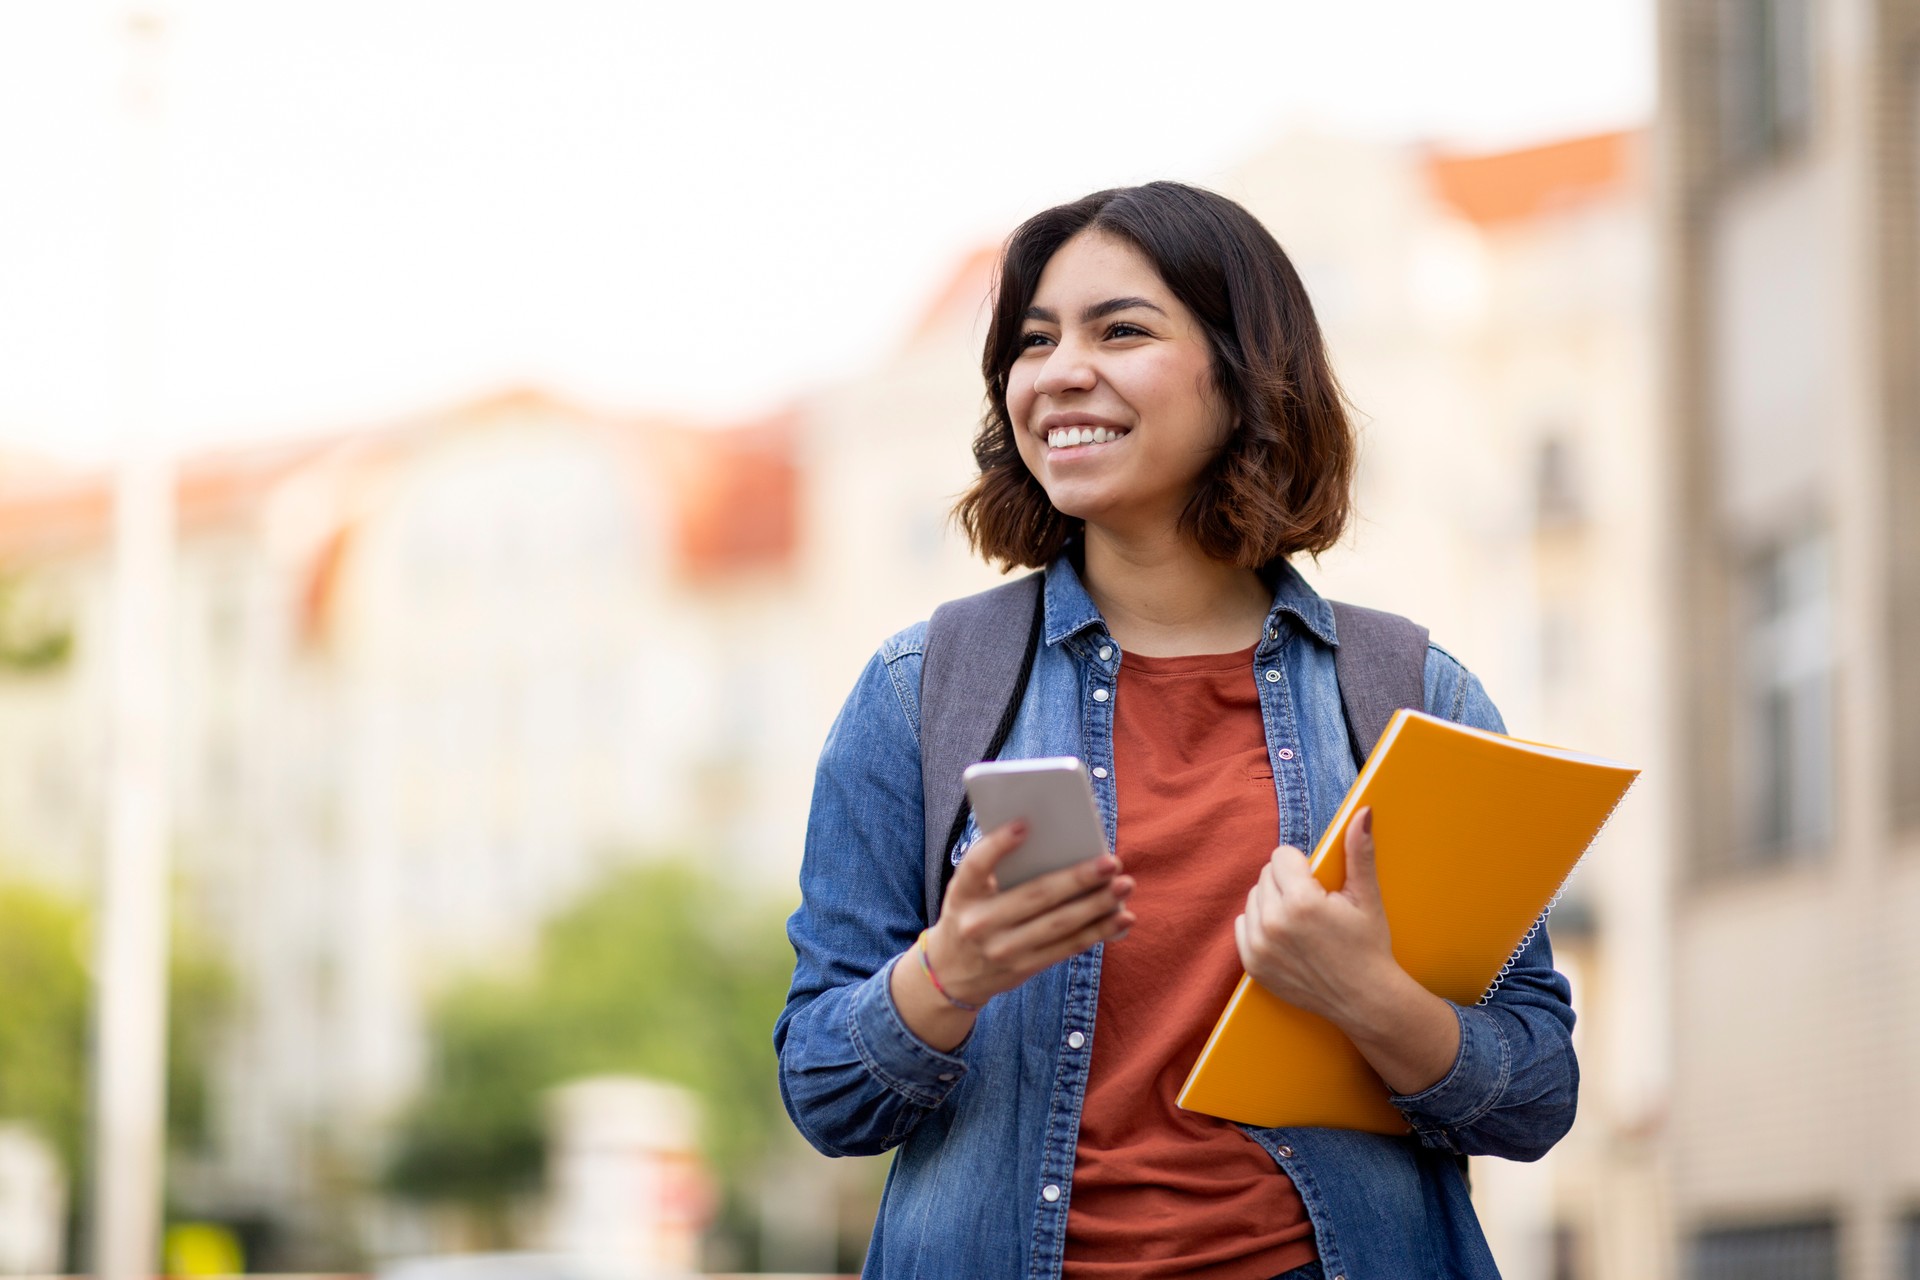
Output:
[772, 630, 968, 1158]
[1385, 646, 1580, 1161]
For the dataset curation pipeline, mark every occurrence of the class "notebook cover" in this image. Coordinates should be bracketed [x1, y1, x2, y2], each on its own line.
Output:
[1175, 709, 1638, 1132]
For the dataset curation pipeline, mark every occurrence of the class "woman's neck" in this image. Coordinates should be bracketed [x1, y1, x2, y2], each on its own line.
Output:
[1080, 525, 1272, 658]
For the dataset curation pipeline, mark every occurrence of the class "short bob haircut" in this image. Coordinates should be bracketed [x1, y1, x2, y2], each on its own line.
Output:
[954, 181, 1356, 571]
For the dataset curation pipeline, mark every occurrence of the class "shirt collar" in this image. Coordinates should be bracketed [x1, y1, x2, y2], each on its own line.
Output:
[1261, 557, 1339, 648]
[1040, 551, 1339, 650]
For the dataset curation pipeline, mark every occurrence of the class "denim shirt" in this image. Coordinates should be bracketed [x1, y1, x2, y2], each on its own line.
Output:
[775, 556, 1578, 1280]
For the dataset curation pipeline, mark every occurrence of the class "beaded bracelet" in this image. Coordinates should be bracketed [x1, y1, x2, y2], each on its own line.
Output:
[916, 930, 984, 1012]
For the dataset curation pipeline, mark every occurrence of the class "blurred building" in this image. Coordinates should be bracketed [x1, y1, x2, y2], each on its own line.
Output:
[1223, 129, 1669, 1280]
[0, 1124, 64, 1274]
[1660, 0, 1920, 1277]
[0, 391, 804, 1254]
[543, 1076, 709, 1271]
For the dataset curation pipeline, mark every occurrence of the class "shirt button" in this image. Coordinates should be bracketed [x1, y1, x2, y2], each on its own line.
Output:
[1267, 628, 1278, 641]
[1264, 669, 1281, 683]
[1041, 1184, 1062, 1203]
[1092, 687, 1109, 702]
[1278, 748, 1295, 761]
[1092, 766, 1108, 779]
[1067, 1031, 1086, 1049]
[937, 1072, 956, 1082]
[1098, 645, 1113, 661]
[1276, 1145, 1294, 1159]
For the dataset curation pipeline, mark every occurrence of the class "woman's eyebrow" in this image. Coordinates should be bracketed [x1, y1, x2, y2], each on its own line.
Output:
[1023, 297, 1169, 324]
[1083, 296, 1167, 321]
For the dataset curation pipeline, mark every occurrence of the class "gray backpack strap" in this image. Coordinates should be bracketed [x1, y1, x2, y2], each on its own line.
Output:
[919, 572, 1046, 924]
[1328, 601, 1430, 765]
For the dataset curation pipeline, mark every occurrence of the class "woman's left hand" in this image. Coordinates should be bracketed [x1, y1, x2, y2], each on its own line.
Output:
[1234, 807, 1397, 1024]
[1234, 806, 1462, 1095]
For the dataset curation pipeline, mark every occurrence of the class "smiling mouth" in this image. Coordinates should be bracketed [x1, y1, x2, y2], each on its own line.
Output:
[1046, 425, 1130, 449]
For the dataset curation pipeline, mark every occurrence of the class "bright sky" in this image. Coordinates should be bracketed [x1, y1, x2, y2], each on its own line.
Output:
[0, 0, 1654, 459]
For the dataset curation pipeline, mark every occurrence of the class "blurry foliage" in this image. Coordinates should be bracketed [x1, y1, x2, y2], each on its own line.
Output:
[0, 878, 235, 1183]
[385, 858, 794, 1226]
[0, 572, 73, 673]
[165, 922, 236, 1154]
[0, 882, 89, 1174]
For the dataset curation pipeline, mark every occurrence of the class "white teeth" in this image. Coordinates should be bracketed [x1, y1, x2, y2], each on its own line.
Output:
[1046, 426, 1127, 448]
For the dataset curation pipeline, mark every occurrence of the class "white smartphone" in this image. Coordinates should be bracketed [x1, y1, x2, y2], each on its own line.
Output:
[960, 756, 1110, 891]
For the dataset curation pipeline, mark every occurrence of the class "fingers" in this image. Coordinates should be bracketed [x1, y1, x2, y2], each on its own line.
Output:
[937, 825, 1132, 1001]
[990, 874, 1134, 959]
[1341, 806, 1380, 905]
[1265, 843, 1317, 900]
[995, 849, 1122, 920]
[948, 819, 1030, 896]
[1021, 897, 1136, 974]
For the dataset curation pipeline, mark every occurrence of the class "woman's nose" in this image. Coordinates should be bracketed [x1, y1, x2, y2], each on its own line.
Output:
[1032, 340, 1097, 396]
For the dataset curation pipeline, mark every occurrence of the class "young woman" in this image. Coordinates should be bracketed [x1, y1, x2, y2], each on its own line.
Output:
[775, 182, 1577, 1280]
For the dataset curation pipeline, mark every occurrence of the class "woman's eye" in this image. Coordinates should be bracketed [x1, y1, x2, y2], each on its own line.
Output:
[1018, 331, 1054, 350]
[1105, 322, 1149, 340]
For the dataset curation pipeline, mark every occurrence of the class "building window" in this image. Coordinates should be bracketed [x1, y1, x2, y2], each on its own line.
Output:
[1540, 604, 1582, 694]
[1737, 531, 1833, 861]
[1691, 1219, 1837, 1280]
[1551, 1220, 1585, 1280]
[1718, 0, 1813, 173]
[1533, 433, 1585, 531]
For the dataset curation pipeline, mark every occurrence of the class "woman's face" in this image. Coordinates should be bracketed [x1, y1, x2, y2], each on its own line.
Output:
[1007, 229, 1233, 541]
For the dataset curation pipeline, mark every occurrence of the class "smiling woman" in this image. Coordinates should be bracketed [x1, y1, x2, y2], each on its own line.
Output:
[958, 183, 1355, 587]
[775, 182, 1579, 1280]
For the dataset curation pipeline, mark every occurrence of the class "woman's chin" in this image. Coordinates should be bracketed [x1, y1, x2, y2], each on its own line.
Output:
[1039, 490, 1120, 527]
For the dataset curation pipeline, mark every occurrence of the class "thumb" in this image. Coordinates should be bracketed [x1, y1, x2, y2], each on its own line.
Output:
[1340, 806, 1381, 906]
[951, 818, 1028, 895]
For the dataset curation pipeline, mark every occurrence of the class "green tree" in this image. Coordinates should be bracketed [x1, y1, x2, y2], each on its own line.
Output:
[385, 859, 796, 1249]
[0, 570, 73, 673]
[0, 881, 90, 1173]
[0, 878, 234, 1195]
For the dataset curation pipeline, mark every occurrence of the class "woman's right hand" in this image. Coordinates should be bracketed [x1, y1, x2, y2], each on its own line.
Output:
[892, 820, 1135, 1052]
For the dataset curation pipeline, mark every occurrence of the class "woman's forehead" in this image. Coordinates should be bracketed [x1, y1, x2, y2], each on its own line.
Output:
[1031, 230, 1170, 305]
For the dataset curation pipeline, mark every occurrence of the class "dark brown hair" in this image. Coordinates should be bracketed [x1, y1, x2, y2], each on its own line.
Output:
[954, 181, 1356, 571]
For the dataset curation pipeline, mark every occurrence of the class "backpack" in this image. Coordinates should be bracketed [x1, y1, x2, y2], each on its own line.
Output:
[917, 570, 1429, 926]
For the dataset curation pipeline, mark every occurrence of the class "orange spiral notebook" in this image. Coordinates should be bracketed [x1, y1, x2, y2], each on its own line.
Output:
[1175, 708, 1638, 1133]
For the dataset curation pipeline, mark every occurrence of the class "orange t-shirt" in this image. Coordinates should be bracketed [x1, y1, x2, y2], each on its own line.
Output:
[1063, 645, 1318, 1279]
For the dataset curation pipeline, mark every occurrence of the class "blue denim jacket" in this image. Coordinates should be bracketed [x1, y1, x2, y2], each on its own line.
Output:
[776, 557, 1578, 1280]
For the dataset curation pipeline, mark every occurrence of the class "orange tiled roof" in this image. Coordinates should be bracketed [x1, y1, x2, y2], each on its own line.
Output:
[662, 411, 800, 579]
[908, 243, 999, 346]
[0, 389, 799, 586]
[1426, 130, 1642, 227]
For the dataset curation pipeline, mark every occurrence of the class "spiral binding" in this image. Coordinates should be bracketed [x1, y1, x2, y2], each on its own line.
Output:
[1476, 774, 1639, 1006]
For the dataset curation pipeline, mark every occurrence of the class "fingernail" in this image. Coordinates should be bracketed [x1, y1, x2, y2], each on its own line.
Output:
[1011, 821, 1029, 837]
[1097, 855, 1118, 873]
[1361, 808, 1373, 837]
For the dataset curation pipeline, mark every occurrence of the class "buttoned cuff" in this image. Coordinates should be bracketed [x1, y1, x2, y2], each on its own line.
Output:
[847, 954, 971, 1109]
[1389, 1002, 1510, 1143]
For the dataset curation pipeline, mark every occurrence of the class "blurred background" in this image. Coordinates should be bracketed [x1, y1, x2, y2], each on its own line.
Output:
[0, 0, 1914, 1277]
